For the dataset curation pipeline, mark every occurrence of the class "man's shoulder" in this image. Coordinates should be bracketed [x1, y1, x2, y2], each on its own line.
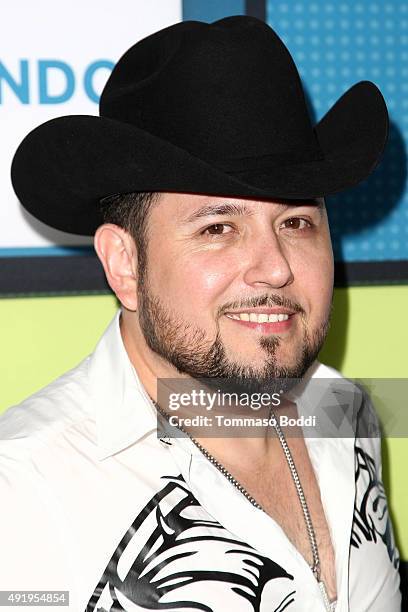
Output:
[0, 355, 93, 460]
[0, 356, 98, 595]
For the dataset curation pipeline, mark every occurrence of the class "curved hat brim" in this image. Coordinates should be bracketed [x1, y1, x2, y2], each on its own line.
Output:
[11, 81, 388, 236]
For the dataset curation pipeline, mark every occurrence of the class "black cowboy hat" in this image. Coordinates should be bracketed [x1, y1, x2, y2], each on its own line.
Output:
[11, 15, 388, 236]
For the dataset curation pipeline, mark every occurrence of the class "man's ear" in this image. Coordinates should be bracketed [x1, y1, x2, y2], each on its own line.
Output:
[94, 224, 139, 310]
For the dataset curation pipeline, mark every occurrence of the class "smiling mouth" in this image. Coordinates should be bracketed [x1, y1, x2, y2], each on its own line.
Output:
[223, 308, 296, 332]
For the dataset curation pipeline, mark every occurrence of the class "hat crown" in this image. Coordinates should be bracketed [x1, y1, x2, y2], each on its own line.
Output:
[100, 16, 323, 168]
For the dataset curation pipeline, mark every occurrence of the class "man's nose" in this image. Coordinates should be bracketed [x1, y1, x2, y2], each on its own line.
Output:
[242, 231, 294, 289]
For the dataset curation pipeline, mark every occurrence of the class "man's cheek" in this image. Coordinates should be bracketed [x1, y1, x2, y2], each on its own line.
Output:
[185, 264, 233, 298]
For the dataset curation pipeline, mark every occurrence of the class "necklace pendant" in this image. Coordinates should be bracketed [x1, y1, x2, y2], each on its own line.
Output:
[317, 580, 336, 611]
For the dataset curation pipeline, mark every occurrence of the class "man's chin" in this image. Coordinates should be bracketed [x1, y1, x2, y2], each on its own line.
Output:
[197, 359, 308, 396]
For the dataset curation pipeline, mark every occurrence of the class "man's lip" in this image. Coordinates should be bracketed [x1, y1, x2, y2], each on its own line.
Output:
[224, 307, 296, 316]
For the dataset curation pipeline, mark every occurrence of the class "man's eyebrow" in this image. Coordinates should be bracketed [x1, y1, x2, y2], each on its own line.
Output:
[182, 202, 253, 223]
[182, 198, 323, 224]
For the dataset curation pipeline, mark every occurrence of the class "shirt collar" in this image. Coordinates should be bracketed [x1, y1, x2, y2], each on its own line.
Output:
[88, 308, 158, 461]
[288, 360, 359, 440]
[89, 309, 357, 461]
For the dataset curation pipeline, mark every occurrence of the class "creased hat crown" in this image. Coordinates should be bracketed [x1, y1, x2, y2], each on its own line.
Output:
[100, 16, 323, 168]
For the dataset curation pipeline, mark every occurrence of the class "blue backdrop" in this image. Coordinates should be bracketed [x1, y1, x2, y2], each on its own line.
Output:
[265, 0, 407, 265]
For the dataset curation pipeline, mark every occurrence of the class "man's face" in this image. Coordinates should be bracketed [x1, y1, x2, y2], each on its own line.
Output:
[136, 193, 334, 393]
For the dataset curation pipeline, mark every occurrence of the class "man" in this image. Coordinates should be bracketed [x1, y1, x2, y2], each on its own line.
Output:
[2, 16, 401, 611]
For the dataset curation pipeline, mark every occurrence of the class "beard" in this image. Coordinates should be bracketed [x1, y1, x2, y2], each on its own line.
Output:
[137, 273, 332, 397]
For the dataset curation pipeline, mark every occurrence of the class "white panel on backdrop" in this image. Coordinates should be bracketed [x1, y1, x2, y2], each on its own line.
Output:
[0, 0, 182, 250]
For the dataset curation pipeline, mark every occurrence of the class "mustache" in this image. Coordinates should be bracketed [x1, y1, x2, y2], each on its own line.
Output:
[219, 293, 304, 315]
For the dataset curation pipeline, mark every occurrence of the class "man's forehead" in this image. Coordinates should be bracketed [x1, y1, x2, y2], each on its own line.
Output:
[157, 193, 325, 223]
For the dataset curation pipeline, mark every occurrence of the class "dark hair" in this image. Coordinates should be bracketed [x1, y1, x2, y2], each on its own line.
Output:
[99, 191, 160, 278]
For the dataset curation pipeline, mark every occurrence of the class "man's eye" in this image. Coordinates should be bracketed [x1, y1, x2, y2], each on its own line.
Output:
[280, 217, 312, 231]
[202, 223, 233, 236]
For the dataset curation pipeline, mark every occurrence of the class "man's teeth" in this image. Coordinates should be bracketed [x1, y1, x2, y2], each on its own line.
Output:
[226, 313, 290, 323]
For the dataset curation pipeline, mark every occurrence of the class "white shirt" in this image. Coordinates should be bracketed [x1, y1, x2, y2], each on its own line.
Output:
[0, 309, 401, 611]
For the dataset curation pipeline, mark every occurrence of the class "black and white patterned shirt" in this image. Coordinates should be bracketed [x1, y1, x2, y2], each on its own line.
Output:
[0, 309, 401, 611]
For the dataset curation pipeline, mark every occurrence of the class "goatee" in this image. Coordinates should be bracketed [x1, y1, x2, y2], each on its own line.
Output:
[138, 277, 332, 397]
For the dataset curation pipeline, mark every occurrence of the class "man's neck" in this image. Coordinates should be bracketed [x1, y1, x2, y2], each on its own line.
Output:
[119, 310, 304, 470]
[120, 310, 183, 401]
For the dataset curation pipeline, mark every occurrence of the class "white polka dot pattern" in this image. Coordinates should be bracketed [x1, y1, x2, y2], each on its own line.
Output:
[267, 1, 407, 262]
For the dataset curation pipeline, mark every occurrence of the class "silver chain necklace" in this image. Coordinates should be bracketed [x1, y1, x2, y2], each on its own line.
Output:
[153, 400, 336, 612]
